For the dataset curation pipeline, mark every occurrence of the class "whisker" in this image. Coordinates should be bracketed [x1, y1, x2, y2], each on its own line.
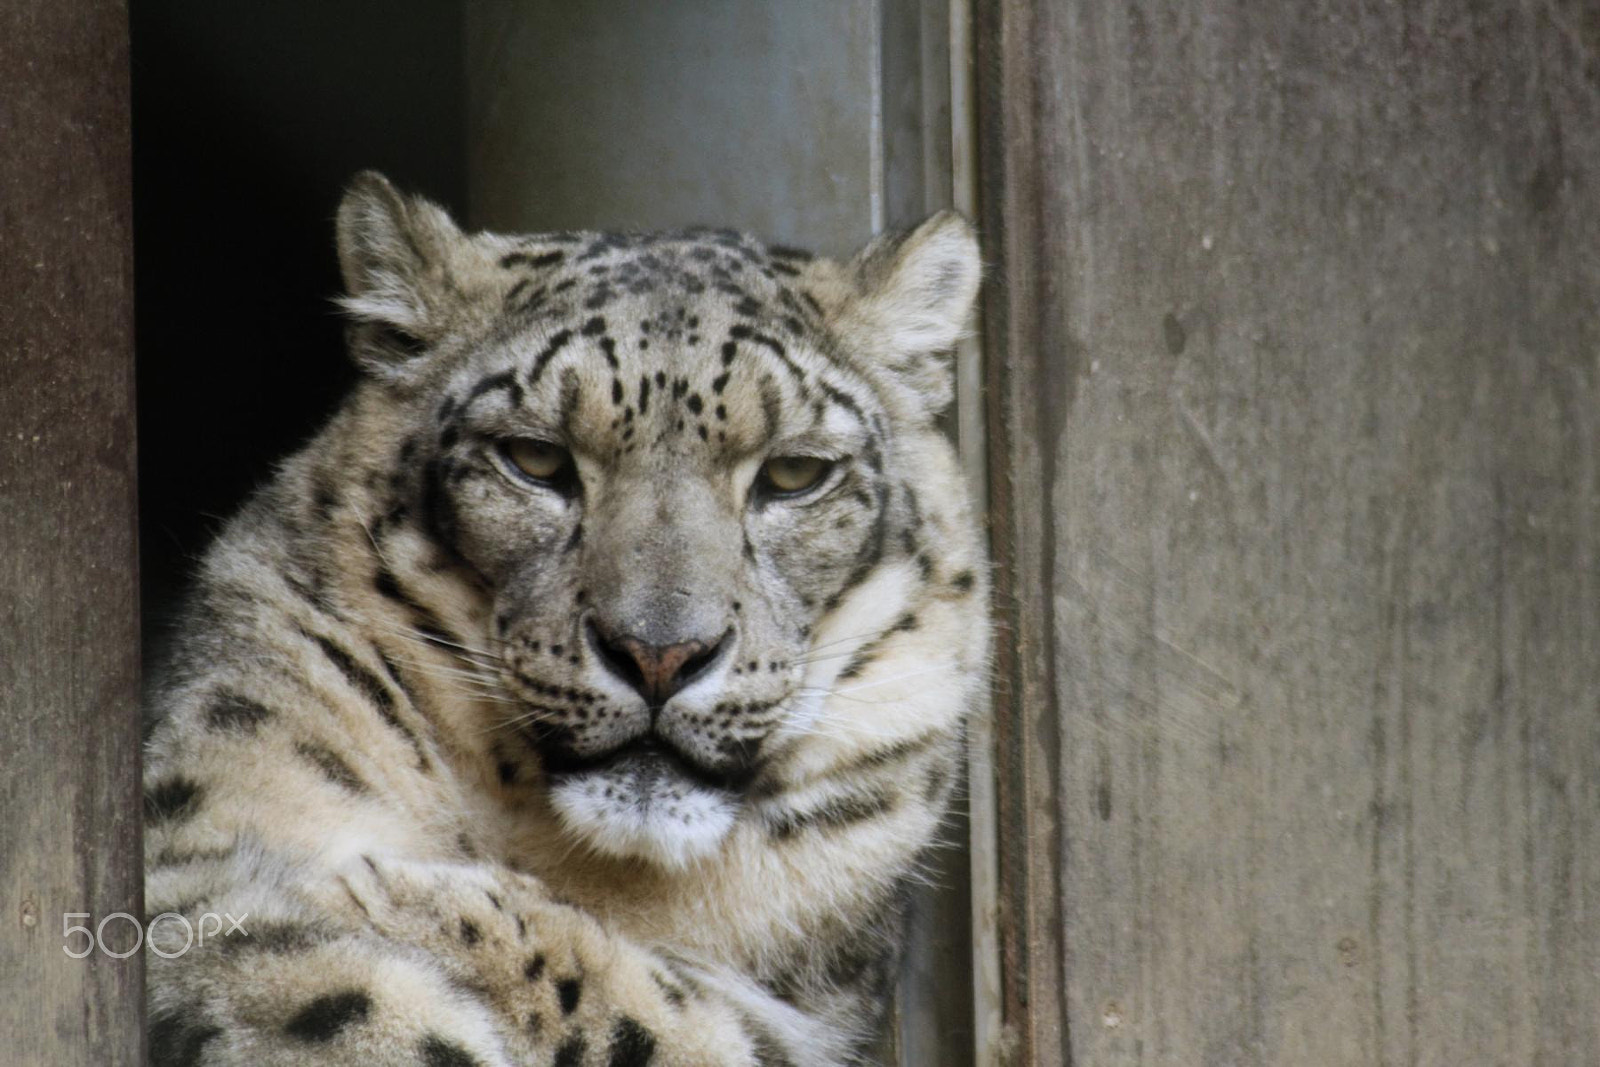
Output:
[770, 699, 926, 742]
[384, 653, 498, 685]
[342, 508, 505, 669]
[789, 646, 874, 667]
[489, 706, 564, 735]
[338, 603, 504, 670]
[799, 623, 902, 656]
[831, 664, 950, 696]
[381, 651, 515, 705]
[791, 686, 904, 707]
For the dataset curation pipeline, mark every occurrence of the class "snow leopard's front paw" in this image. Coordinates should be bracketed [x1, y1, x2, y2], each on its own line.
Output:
[329, 856, 775, 1066]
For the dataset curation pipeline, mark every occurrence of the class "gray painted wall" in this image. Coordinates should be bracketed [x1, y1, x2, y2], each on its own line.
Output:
[466, 1, 879, 255]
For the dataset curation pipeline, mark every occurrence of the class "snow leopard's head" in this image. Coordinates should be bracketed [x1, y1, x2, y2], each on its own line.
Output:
[336, 172, 986, 866]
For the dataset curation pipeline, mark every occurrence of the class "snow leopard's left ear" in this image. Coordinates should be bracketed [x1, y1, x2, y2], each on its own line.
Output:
[836, 211, 981, 417]
[335, 170, 468, 378]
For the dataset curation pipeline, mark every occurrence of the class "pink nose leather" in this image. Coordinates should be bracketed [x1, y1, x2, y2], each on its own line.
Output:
[613, 637, 712, 704]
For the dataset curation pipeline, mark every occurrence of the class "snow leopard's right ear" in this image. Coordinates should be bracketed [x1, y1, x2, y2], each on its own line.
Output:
[336, 170, 466, 378]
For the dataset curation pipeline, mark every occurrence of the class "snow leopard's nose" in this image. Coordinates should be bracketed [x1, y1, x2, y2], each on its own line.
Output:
[586, 620, 730, 706]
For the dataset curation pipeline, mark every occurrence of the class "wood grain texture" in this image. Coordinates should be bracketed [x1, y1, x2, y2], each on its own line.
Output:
[977, 1, 1600, 1064]
[0, 1, 143, 1062]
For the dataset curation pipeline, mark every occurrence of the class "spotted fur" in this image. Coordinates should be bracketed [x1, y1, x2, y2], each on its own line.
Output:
[143, 171, 987, 1065]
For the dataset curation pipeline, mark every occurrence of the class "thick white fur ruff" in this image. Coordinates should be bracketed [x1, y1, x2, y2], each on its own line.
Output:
[549, 770, 738, 869]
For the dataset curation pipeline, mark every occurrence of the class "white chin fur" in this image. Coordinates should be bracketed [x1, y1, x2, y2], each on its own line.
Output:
[548, 762, 737, 869]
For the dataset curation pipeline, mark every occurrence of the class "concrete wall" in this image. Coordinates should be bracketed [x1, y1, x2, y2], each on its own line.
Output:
[467, 0, 882, 254]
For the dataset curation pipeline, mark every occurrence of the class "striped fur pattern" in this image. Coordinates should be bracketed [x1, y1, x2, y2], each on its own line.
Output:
[143, 171, 987, 1066]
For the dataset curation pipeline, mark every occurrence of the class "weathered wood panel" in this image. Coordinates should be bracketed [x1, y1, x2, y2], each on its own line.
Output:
[978, 1, 1600, 1064]
[0, 1, 143, 1062]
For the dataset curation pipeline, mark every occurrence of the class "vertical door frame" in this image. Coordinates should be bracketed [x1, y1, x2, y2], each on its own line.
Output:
[0, 2, 144, 1063]
[971, 0, 1066, 1063]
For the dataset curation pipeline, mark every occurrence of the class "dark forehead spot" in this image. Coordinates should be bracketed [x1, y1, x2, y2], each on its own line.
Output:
[581, 316, 607, 337]
[751, 331, 786, 356]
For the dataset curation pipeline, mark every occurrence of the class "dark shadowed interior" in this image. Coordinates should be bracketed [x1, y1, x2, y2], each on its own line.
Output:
[131, 0, 465, 650]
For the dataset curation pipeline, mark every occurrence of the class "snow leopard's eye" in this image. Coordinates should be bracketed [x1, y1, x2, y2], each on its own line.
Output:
[499, 438, 575, 490]
[758, 455, 834, 498]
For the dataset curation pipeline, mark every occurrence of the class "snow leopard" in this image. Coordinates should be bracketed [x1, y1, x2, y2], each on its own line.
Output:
[142, 170, 987, 1066]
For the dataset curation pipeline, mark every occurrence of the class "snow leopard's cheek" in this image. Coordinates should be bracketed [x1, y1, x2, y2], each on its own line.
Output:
[749, 466, 887, 614]
[418, 424, 583, 586]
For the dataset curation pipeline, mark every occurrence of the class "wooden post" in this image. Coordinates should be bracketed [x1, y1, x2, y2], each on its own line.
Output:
[0, 2, 143, 1062]
[978, 1, 1600, 1063]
